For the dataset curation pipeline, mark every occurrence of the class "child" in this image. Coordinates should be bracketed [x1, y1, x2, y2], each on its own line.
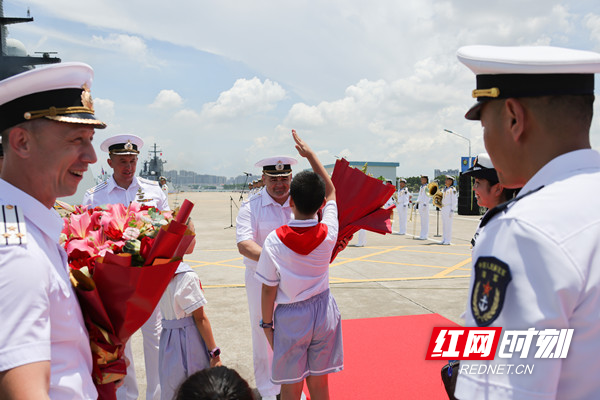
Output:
[174, 366, 255, 400]
[256, 130, 343, 400]
[158, 219, 222, 400]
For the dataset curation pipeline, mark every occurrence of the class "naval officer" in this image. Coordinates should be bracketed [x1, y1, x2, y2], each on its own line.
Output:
[395, 178, 410, 234]
[0, 62, 106, 399]
[416, 175, 430, 239]
[236, 156, 298, 400]
[440, 175, 457, 245]
[83, 134, 167, 400]
[454, 45, 600, 400]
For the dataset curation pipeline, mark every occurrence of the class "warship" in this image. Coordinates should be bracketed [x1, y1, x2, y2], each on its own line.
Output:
[0, 1, 61, 79]
[140, 143, 167, 181]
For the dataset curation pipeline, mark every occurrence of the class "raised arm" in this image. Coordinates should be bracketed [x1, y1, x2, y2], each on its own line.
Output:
[292, 130, 335, 202]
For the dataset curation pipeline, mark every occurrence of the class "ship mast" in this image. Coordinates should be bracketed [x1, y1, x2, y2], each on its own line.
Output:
[0, 0, 61, 79]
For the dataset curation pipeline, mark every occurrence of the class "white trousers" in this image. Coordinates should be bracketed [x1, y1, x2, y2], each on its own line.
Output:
[245, 267, 281, 397]
[397, 205, 408, 234]
[441, 208, 453, 244]
[357, 229, 367, 246]
[419, 204, 429, 239]
[117, 305, 162, 400]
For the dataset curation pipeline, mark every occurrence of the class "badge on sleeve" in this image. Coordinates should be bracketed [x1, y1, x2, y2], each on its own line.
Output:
[471, 256, 512, 326]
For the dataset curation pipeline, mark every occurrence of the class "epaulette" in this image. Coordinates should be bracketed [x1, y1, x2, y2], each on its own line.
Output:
[86, 180, 108, 195]
[138, 177, 159, 186]
[0, 204, 27, 245]
[245, 190, 263, 204]
[480, 186, 544, 228]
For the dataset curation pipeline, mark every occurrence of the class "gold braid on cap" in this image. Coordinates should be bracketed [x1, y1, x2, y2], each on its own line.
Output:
[23, 106, 95, 120]
[472, 88, 500, 98]
[23, 85, 96, 120]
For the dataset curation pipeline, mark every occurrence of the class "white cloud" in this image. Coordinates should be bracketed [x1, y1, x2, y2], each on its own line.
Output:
[91, 34, 160, 67]
[150, 89, 183, 109]
[92, 98, 115, 124]
[200, 77, 286, 120]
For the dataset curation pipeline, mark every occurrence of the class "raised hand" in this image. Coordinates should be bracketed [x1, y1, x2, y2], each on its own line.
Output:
[292, 129, 313, 159]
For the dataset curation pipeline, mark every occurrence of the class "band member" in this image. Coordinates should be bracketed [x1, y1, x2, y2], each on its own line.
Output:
[395, 178, 410, 234]
[440, 175, 457, 245]
[416, 175, 430, 239]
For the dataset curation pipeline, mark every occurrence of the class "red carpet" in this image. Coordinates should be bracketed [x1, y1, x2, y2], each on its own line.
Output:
[303, 314, 460, 399]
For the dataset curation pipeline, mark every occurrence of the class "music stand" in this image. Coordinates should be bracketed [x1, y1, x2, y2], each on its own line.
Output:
[239, 172, 251, 202]
[434, 207, 442, 237]
[225, 196, 238, 229]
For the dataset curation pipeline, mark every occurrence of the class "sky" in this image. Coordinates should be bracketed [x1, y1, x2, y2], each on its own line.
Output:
[3, 0, 600, 179]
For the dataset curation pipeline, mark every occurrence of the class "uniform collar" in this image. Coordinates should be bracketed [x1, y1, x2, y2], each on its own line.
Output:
[108, 175, 140, 192]
[261, 190, 290, 208]
[521, 149, 600, 194]
[0, 178, 64, 241]
[289, 218, 318, 227]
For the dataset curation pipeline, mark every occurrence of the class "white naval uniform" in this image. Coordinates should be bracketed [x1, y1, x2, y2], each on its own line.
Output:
[0, 179, 97, 399]
[83, 175, 169, 400]
[236, 190, 293, 397]
[396, 187, 410, 234]
[417, 184, 430, 239]
[456, 149, 600, 400]
[440, 186, 457, 244]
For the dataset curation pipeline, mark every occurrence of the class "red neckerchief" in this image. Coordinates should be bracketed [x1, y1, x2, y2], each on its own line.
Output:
[276, 223, 329, 255]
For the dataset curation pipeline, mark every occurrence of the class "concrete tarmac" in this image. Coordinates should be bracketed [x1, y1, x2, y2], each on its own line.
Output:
[130, 191, 480, 398]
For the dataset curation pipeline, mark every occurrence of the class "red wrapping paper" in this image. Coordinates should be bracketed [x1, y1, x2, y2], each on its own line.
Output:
[330, 158, 396, 261]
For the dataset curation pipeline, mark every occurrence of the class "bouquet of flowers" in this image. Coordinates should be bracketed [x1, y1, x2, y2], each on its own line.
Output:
[59, 199, 195, 400]
[330, 158, 396, 261]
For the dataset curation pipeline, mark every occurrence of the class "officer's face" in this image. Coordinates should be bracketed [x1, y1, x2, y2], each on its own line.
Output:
[473, 178, 502, 209]
[421, 177, 427, 185]
[108, 154, 138, 186]
[445, 178, 453, 187]
[28, 120, 97, 206]
[263, 173, 291, 204]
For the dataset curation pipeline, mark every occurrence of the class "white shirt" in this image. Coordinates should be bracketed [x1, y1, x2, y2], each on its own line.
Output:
[417, 184, 429, 206]
[82, 176, 170, 211]
[158, 267, 207, 320]
[255, 201, 338, 304]
[441, 186, 457, 211]
[456, 149, 600, 400]
[397, 187, 410, 207]
[0, 179, 96, 399]
[235, 190, 293, 270]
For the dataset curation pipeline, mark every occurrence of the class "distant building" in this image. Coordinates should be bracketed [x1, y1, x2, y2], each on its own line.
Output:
[434, 168, 459, 178]
[164, 169, 227, 186]
[323, 161, 399, 182]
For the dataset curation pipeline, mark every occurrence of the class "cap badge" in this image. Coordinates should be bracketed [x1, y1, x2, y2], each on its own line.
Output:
[275, 161, 284, 171]
[125, 141, 133, 151]
[81, 84, 95, 112]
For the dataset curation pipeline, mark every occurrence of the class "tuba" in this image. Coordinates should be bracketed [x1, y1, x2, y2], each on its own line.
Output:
[427, 182, 444, 208]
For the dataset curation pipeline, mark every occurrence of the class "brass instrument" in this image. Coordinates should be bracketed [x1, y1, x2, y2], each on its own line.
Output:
[427, 181, 444, 209]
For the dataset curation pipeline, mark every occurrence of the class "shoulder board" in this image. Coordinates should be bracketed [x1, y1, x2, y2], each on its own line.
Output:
[0, 205, 27, 245]
[86, 180, 108, 195]
[480, 186, 544, 228]
[138, 177, 159, 186]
